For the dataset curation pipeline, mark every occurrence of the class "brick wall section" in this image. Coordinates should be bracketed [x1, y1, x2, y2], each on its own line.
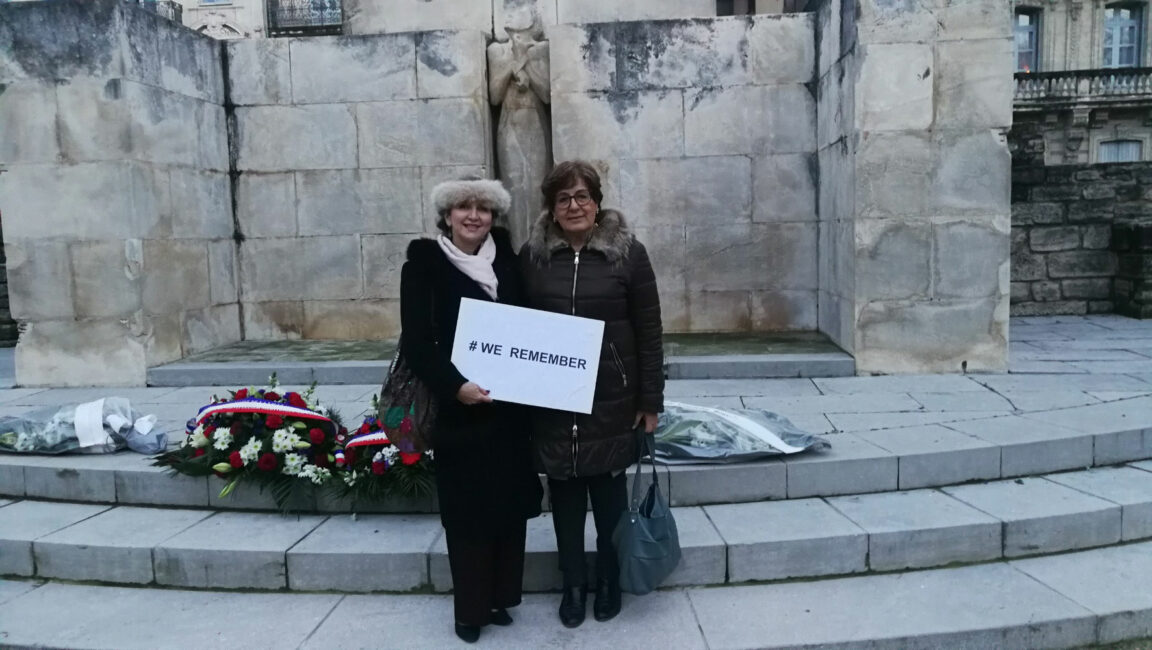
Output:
[1113, 223, 1152, 318]
[1010, 161, 1152, 316]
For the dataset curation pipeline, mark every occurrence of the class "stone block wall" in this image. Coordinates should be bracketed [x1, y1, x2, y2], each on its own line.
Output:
[0, 0, 238, 386]
[549, 16, 819, 333]
[1010, 161, 1152, 316]
[1113, 222, 1152, 318]
[227, 31, 491, 340]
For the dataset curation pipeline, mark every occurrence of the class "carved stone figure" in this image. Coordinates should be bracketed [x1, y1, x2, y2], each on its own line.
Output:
[487, 8, 552, 248]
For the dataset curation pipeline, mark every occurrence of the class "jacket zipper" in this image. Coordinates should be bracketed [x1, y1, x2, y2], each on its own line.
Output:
[570, 250, 581, 477]
[609, 342, 627, 388]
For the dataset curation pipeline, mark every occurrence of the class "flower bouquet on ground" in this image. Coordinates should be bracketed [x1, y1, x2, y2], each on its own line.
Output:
[153, 375, 347, 509]
[329, 395, 435, 503]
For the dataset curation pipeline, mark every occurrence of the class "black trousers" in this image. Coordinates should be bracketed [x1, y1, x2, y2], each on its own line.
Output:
[548, 471, 628, 586]
[444, 520, 528, 626]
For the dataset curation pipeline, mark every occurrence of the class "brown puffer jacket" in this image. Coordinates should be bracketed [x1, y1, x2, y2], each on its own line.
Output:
[519, 209, 664, 479]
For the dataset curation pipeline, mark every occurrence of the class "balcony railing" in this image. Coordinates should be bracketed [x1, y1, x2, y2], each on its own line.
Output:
[267, 0, 342, 37]
[124, 0, 183, 23]
[1015, 68, 1152, 108]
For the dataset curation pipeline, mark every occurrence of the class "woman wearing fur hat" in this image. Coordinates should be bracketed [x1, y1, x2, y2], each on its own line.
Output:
[400, 176, 543, 643]
[519, 161, 665, 627]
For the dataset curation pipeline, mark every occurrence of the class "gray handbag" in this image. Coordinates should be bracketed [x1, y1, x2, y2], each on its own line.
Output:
[612, 432, 682, 595]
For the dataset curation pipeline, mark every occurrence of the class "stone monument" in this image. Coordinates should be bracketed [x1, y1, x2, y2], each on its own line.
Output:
[487, 6, 552, 247]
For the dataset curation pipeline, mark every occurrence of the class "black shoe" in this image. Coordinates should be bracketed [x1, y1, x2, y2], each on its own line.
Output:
[593, 577, 622, 622]
[454, 623, 481, 643]
[489, 608, 513, 626]
[558, 584, 587, 628]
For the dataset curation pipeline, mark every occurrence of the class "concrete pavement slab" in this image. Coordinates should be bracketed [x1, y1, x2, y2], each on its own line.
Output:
[1031, 338, 1152, 350]
[0, 387, 182, 407]
[0, 500, 110, 575]
[1008, 360, 1088, 374]
[742, 393, 922, 413]
[287, 514, 442, 592]
[975, 373, 1152, 393]
[17, 452, 124, 502]
[944, 415, 1093, 477]
[0, 578, 43, 606]
[303, 590, 707, 649]
[1012, 541, 1152, 645]
[1012, 349, 1151, 361]
[1090, 391, 1152, 401]
[1044, 466, 1152, 540]
[665, 378, 819, 397]
[998, 390, 1100, 412]
[154, 511, 327, 589]
[909, 391, 1014, 411]
[655, 461, 787, 505]
[813, 375, 986, 394]
[825, 411, 1005, 432]
[704, 499, 866, 582]
[1071, 361, 1152, 374]
[825, 490, 1001, 571]
[943, 477, 1121, 557]
[687, 563, 1095, 650]
[1023, 397, 1152, 464]
[1132, 459, 1152, 471]
[0, 388, 50, 405]
[34, 506, 212, 584]
[115, 461, 210, 507]
[668, 396, 745, 409]
[0, 582, 342, 650]
[0, 458, 23, 497]
[854, 425, 1001, 489]
[784, 434, 898, 498]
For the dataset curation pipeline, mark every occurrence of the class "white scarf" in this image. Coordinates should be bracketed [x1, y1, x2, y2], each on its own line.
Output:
[437, 234, 499, 300]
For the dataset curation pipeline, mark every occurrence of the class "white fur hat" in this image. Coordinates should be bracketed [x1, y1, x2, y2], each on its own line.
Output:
[430, 178, 512, 215]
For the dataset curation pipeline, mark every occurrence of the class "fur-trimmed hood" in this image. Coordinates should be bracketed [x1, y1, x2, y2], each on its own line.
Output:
[525, 209, 634, 266]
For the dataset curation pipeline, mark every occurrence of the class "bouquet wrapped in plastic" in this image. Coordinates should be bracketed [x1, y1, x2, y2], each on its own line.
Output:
[0, 397, 164, 455]
[653, 401, 830, 464]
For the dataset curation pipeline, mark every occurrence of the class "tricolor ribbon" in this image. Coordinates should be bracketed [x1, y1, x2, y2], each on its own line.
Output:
[344, 430, 392, 448]
[192, 397, 333, 428]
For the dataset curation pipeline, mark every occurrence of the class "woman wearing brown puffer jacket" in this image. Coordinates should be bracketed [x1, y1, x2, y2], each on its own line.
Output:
[519, 160, 664, 628]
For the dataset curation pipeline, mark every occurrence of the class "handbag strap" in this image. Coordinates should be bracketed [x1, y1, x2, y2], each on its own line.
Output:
[629, 430, 672, 512]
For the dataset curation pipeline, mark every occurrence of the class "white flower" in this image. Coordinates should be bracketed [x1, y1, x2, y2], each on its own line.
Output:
[381, 444, 399, 465]
[343, 470, 360, 487]
[426, 449, 434, 461]
[189, 431, 211, 449]
[282, 453, 306, 476]
[14, 433, 34, 452]
[299, 464, 331, 486]
[239, 438, 263, 464]
[212, 428, 234, 451]
[271, 428, 303, 454]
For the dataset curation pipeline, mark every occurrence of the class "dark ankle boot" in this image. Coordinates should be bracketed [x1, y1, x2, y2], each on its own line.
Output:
[454, 623, 480, 643]
[558, 584, 587, 628]
[593, 575, 622, 621]
[489, 608, 513, 626]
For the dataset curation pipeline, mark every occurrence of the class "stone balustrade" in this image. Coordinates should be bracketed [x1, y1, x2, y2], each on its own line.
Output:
[1015, 68, 1152, 109]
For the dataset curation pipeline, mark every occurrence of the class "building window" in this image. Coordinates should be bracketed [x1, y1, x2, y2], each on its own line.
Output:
[1015, 9, 1041, 72]
[717, 0, 756, 15]
[1104, 4, 1143, 68]
[1099, 139, 1144, 162]
[200, 0, 232, 4]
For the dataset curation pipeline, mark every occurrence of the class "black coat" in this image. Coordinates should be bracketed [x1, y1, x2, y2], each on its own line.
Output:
[519, 209, 665, 479]
[400, 228, 543, 536]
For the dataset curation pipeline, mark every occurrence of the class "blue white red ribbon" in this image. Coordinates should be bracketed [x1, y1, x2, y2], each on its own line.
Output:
[192, 397, 333, 428]
[344, 430, 392, 448]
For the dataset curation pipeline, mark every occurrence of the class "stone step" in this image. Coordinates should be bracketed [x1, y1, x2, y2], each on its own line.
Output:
[3, 464, 1152, 593]
[4, 539, 1152, 648]
[145, 352, 857, 386]
[2, 397, 1149, 511]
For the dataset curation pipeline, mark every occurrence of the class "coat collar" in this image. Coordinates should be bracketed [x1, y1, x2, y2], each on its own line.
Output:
[526, 208, 633, 266]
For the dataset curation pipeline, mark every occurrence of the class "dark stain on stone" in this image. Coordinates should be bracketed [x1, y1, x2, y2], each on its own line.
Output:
[603, 90, 640, 124]
[0, 84, 5, 98]
[1, 0, 121, 81]
[919, 67, 931, 80]
[55, 468, 79, 479]
[687, 86, 718, 112]
[103, 78, 121, 100]
[416, 32, 459, 77]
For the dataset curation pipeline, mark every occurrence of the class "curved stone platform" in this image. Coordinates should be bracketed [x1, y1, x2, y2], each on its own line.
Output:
[3, 463, 1152, 594]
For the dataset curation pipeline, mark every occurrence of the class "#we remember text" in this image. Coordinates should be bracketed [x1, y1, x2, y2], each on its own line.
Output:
[468, 340, 588, 370]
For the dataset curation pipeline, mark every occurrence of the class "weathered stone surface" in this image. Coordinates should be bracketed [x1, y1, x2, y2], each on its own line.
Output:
[855, 424, 1001, 489]
[934, 38, 1013, 129]
[1045, 466, 1152, 541]
[0, 500, 110, 576]
[1063, 278, 1111, 300]
[6, 240, 74, 320]
[296, 168, 423, 236]
[1030, 226, 1081, 252]
[17, 319, 147, 387]
[226, 38, 291, 106]
[855, 131, 933, 218]
[355, 101, 418, 168]
[343, 0, 493, 36]
[555, 0, 714, 29]
[685, 85, 815, 156]
[946, 415, 1093, 477]
[142, 240, 211, 315]
[855, 298, 1007, 374]
[243, 301, 305, 340]
[752, 154, 817, 223]
[0, 81, 59, 164]
[208, 240, 239, 305]
[417, 97, 492, 167]
[784, 434, 898, 498]
[415, 30, 486, 100]
[619, 157, 751, 227]
[301, 300, 402, 339]
[70, 239, 143, 318]
[936, 0, 1013, 42]
[235, 173, 297, 238]
[183, 304, 241, 355]
[361, 234, 412, 300]
[750, 290, 820, 330]
[855, 219, 931, 300]
[684, 223, 817, 292]
[1047, 251, 1118, 278]
[1013, 202, 1066, 225]
[934, 219, 1009, 300]
[553, 91, 684, 161]
[167, 169, 232, 239]
[1082, 224, 1112, 250]
[289, 34, 416, 104]
[855, 0, 937, 44]
[287, 515, 441, 592]
[241, 237, 363, 302]
[933, 130, 1011, 215]
[705, 499, 866, 582]
[856, 43, 933, 132]
[548, 24, 616, 94]
[35, 506, 211, 584]
[234, 105, 358, 172]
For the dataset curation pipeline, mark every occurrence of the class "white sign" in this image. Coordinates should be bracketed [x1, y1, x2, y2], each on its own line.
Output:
[451, 298, 604, 414]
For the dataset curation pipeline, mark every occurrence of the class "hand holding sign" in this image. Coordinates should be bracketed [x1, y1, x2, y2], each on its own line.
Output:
[451, 299, 604, 414]
[456, 382, 492, 405]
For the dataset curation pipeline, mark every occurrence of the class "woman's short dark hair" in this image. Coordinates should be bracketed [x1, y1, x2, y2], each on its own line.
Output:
[541, 160, 604, 213]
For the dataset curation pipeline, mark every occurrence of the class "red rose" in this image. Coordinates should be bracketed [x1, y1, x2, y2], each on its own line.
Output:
[257, 453, 277, 472]
[230, 422, 242, 436]
[194, 448, 206, 457]
[229, 451, 243, 468]
[399, 416, 413, 434]
[314, 453, 329, 468]
[372, 461, 386, 475]
[359, 421, 371, 434]
[266, 414, 284, 429]
[235, 389, 248, 399]
[345, 449, 357, 465]
[339, 426, 348, 435]
[400, 452, 421, 466]
[287, 392, 308, 409]
[264, 391, 281, 402]
[309, 428, 325, 445]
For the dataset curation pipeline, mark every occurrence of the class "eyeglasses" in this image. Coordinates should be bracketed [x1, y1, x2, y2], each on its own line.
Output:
[554, 192, 593, 209]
